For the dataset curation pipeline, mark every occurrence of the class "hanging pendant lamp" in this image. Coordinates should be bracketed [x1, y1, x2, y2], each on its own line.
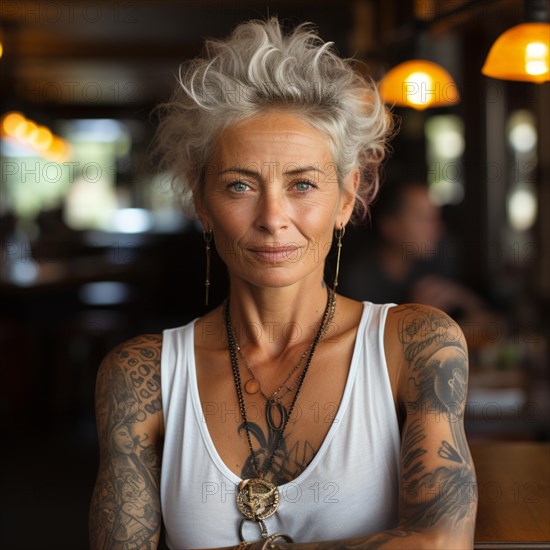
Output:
[379, 59, 460, 110]
[481, 22, 549, 83]
[482, 0, 550, 83]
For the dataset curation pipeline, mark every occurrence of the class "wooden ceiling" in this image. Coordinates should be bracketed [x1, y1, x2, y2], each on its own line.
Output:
[0, 0, 526, 111]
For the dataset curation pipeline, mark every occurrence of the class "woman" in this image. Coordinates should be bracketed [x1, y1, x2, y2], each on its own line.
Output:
[90, 18, 477, 550]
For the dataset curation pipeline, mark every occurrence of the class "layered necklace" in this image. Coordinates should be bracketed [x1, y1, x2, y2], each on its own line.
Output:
[232, 328, 313, 433]
[223, 289, 336, 540]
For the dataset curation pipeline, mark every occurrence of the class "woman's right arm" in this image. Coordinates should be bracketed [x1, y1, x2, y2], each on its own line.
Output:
[89, 334, 164, 550]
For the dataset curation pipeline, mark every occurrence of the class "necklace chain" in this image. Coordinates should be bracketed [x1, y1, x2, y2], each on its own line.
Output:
[224, 289, 336, 479]
[230, 325, 313, 403]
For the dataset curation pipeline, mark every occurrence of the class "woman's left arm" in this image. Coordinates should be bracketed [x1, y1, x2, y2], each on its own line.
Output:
[359, 303, 478, 549]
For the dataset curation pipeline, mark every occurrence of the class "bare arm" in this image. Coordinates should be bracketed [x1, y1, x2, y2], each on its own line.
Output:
[89, 334, 164, 550]
[362, 304, 478, 548]
[196, 305, 477, 550]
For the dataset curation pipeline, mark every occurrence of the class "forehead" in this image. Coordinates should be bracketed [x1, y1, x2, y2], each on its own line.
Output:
[210, 111, 334, 167]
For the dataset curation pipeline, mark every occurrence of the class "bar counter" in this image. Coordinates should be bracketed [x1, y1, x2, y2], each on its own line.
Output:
[472, 443, 550, 549]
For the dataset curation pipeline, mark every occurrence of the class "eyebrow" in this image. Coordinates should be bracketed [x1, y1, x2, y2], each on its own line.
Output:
[285, 165, 326, 176]
[218, 165, 326, 177]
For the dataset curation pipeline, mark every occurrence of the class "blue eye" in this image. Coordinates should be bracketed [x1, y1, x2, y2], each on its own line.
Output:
[229, 181, 249, 193]
[295, 180, 315, 192]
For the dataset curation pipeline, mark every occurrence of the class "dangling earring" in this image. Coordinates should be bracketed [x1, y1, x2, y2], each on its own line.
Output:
[333, 225, 345, 293]
[203, 228, 213, 306]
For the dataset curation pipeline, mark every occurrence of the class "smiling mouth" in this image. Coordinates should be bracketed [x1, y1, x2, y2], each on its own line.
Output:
[246, 246, 301, 262]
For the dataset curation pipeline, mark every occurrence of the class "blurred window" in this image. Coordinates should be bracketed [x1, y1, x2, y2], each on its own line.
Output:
[425, 114, 465, 206]
[506, 110, 538, 234]
[61, 119, 130, 230]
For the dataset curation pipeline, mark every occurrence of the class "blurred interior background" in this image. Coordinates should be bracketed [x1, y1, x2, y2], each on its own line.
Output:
[1, 1, 549, 548]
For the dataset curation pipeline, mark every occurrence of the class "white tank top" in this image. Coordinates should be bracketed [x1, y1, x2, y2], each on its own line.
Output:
[160, 302, 400, 550]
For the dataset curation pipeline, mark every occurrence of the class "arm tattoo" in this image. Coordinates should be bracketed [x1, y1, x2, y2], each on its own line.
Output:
[90, 335, 163, 550]
[396, 306, 477, 534]
[401, 419, 427, 480]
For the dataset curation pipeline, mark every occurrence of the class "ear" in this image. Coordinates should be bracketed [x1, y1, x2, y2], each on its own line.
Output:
[336, 167, 360, 227]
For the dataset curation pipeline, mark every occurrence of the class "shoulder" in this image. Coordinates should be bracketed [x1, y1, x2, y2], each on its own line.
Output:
[97, 334, 163, 393]
[386, 303, 467, 357]
[385, 304, 468, 405]
[98, 333, 163, 378]
[95, 334, 164, 439]
[103, 332, 163, 358]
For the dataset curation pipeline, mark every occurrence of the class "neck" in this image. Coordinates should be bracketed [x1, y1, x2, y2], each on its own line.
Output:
[226, 276, 332, 360]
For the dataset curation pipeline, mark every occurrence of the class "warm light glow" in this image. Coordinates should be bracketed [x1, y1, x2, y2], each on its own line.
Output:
[19, 121, 38, 143]
[29, 126, 54, 151]
[525, 42, 548, 75]
[379, 60, 460, 110]
[12, 119, 30, 140]
[1, 111, 70, 160]
[0, 41, 3, 59]
[1, 112, 26, 136]
[405, 72, 433, 106]
[47, 136, 70, 160]
[482, 23, 550, 83]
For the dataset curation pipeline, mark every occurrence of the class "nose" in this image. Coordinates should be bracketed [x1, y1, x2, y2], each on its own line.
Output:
[255, 190, 289, 234]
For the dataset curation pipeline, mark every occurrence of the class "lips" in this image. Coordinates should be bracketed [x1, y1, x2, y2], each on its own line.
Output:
[246, 245, 301, 262]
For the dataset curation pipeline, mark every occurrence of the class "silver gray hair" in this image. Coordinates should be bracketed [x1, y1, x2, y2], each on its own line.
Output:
[153, 17, 394, 222]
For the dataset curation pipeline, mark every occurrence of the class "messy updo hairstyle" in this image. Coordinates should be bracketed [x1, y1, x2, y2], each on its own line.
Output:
[154, 17, 394, 222]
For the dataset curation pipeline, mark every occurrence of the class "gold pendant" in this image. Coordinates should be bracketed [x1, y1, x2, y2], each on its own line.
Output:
[244, 379, 260, 395]
[237, 478, 280, 520]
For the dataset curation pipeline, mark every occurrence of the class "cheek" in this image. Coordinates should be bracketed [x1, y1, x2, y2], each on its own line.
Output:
[209, 202, 251, 236]
[208, 205, 251, 262]
[295, 209, 337, 263]
[296, 197, 339, 235]
[301, 215, 334, 241]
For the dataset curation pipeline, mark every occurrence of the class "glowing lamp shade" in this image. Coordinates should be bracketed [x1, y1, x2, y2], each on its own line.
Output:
[482, 23, 550, 83]
[379, 60, 460, 110]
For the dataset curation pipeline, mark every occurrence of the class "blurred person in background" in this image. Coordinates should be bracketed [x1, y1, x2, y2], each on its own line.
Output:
[340, 180, 497, 349]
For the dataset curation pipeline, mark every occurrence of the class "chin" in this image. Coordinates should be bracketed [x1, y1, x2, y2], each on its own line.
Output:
[232, 266, 316, 290]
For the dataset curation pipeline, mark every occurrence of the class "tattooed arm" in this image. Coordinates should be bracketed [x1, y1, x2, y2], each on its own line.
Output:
[89, 334, 164, 550]
[363, 304, 478, 548]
